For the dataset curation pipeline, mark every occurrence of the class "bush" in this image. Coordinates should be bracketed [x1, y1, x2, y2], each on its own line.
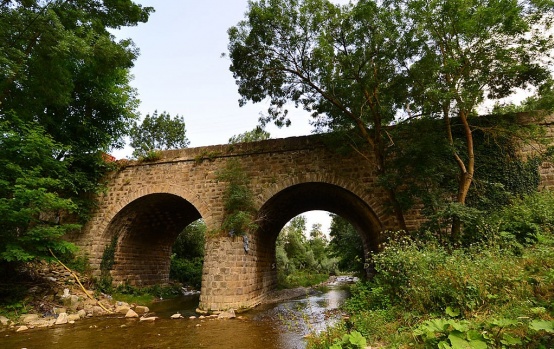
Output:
[278, 270, 329, 289]
[169, 256, 203, 288]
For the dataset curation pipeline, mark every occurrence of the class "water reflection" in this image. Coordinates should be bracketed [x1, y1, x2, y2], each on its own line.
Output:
[1, 285, 350, 349]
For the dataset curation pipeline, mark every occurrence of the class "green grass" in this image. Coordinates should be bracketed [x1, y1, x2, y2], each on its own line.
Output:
[278, 270, 329, 289]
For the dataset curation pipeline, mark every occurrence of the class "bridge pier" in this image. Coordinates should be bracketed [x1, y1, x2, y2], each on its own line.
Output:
[198, 233, 275, 312]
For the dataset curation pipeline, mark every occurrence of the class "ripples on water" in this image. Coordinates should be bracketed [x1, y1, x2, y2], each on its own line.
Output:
[0, 285, 350, 349]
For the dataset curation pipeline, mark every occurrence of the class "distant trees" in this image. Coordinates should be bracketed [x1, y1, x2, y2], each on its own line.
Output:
[228, 126, 270, 144]
[169, 219, 206, 288]
[276, 215, 338, 287]
[129, 111, 190, 158]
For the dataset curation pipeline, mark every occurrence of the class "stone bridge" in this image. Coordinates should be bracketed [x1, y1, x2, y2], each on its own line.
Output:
[73, 114, 554, 313]
[74, 135, 415, 313]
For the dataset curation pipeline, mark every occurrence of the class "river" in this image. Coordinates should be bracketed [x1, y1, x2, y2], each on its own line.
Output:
[1, 283, 351, 349]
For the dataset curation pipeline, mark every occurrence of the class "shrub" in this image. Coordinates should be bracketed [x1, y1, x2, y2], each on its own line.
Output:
[169, 256, 203, 288]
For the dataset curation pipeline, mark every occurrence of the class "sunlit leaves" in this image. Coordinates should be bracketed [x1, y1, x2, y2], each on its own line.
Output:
[129, 111, 190, 158]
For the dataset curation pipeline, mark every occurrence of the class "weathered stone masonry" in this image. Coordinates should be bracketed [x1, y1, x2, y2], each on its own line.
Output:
[73, 135, 410, 312]
[72, 115, 554, 312]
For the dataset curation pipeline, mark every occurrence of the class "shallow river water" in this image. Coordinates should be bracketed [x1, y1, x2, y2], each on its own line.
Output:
[1, 285, 350, 349]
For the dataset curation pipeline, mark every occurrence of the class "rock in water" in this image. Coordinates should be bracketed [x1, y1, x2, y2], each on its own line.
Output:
[134, 305, 149, 314]
[115, 305, 131, 315]
[217, 309, 236, 319]
[125, 309, 139, 318]
[19, 314, 39, 324]
[55, 313, 68, 325]
[171, 313, 183, 319]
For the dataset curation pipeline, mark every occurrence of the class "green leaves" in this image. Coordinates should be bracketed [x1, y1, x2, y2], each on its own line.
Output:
[415, 317, 554, 348]
[0, 117, 80, 262]
[329, 331, 367, 349]
[217, 160, 257, 236]
[129, 111, 190, 158]
[529, 319, 554, 333]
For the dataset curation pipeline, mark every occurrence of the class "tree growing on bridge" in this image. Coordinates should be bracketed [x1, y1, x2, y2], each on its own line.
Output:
[228, 0, 554, 236]
[395, 0, 554, 237]
[228, 0, 417, 230]
[129, 111, 190, 158]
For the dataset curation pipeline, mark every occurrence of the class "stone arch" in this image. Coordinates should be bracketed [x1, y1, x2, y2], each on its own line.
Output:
[252, 179, 386, 297]
[95, 184, 211, 286]
[256, 172, 390, 228]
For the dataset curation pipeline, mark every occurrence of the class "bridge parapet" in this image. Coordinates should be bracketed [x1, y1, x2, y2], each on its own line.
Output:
[74, 114, 554, 313]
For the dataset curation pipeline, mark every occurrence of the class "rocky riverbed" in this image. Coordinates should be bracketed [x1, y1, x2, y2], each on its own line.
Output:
[0, 261, 160, 333]
[0, 261, 354, 334]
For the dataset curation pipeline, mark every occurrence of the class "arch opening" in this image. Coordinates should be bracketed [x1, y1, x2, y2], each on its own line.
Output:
[102, 193, 202, 286]
[254, 182, 383, 294]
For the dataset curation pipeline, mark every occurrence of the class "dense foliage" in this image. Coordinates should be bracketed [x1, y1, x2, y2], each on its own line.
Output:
[386, 115, 545, 244]
[0, 117, 79, 262]
[276, 216, 338, 288]
[169, 219, 205, 288]
[0, 0, 152, 266]
[308, 191, 554, 348]
[327, 215, 365, 275]
[129, 110, 190, 158]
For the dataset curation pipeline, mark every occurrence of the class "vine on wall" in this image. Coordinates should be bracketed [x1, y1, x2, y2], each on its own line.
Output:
[216, 159, 258, 237]
[98, 234, 118, 291]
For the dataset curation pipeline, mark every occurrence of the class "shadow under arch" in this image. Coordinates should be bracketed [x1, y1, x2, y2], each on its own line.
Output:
[254, 182, 384, 291]
[102, 193, 202, 286]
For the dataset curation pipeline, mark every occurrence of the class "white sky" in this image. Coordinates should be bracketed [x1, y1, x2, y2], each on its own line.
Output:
[112, 1, 351, 235]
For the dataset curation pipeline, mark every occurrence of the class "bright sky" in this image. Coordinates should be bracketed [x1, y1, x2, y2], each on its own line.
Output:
[112, 1, 351, 235]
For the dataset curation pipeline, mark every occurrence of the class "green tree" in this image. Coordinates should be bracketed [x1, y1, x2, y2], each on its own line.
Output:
[228, 0, 411, 229]
[228, 126, 271, 144]
[0, 1, 152, 268]
[1, 0, 153, 153]
[308, 223, 328, 265]
[170, 219, 205, 288]
[129, 111, 190, 158]
[280, 216, 308, 269]
[328, 214, 365, 274]
[396, 0, 554, 235]
[0, 116, 79, 263]
[172, 219, 205, 260]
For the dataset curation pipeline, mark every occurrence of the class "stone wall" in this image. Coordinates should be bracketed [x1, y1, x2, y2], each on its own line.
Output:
[74, 115, 554, 312]
[74, 135, 403, 312]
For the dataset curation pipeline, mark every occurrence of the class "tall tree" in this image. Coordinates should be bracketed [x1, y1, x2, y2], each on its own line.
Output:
[395, 0, 554, 235]
[0, 1, 152, 262]
[129, 111, 190, 158]
[228, 0, 411, 229]
[1, 0, 153, 153]
[328, 214, 365, 274]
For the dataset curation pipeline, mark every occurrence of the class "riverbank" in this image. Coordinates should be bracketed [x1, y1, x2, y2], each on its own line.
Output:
[0, 260, 156, 332]
[0, 260, 349, 333]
